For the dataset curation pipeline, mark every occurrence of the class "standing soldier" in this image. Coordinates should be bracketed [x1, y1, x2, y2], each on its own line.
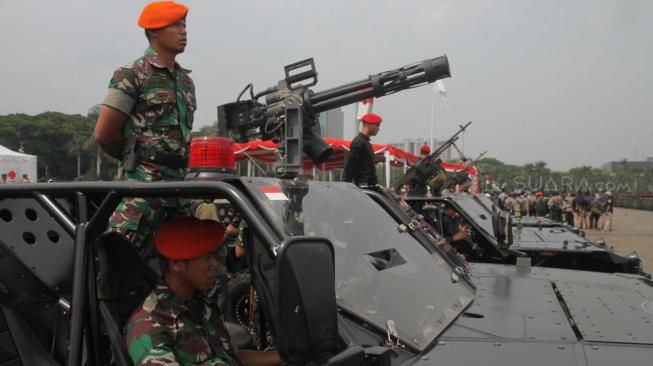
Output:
[535, 191, 548, 217]
[564, 192, 575, 226]
[497, 189, 509, 210]
[417, 145, 430, 162]
[513, 191, 523, 220]
[548, 191, 563, 222]
[572, 191, 586, 229]
[94, 1, 196, 256]
[602, 191, 614, 231]
[344, 113, 382, 187]
[520, 192, 530, 216]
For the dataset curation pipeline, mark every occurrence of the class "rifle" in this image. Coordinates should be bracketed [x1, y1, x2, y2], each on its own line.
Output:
[441, 150, 487, 191]
[218, 56, 451, 178]
[394, 121, 472, 193]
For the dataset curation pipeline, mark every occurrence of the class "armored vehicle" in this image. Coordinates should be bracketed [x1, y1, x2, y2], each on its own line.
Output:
[3, 56, 652, 365]
[402, 193, 646, 276]
[2, 178, 653, 365]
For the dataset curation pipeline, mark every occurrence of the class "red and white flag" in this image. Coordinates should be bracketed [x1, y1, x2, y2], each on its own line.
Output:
[259, 186, 288, 201]
[435, 80, 450, 110]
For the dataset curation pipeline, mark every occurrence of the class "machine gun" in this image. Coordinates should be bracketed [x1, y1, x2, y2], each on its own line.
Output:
[394, 121, 472, 195]
[441, 150, 487, 192]
[217, 56, 451, 178]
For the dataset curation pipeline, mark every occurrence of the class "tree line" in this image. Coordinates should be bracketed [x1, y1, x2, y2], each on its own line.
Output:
[1, 112, 651, 192]
[0, 109, 118, 181]
[0, 111, 222, 182]
[477, 158, 653, 193]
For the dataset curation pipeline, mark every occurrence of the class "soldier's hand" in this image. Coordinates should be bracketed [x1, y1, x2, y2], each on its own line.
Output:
[452, 225, 471, 241]
[225, 224, 239, 237]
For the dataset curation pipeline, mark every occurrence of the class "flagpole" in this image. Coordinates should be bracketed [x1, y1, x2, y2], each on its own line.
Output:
[354, 102, 360, 134]
[432, 80, 450, 152]
[430, 85, 436, 151]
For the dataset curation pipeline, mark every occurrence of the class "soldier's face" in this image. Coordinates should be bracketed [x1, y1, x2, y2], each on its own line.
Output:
[152, 19, 187, 54]
[178, 251, 218, 292]
[444, 206, 458, 217]
[363, 123, 380, 136]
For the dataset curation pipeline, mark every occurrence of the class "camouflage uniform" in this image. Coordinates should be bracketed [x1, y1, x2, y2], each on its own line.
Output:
[194, 201, 230, 310]
[125, 282, 237, 366]
[103, 47, 196, 255]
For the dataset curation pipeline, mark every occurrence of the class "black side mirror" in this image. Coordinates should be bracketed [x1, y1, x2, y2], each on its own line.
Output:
[492, 211, 505, 245]
[492, 210, 512, 249]
[275, 236, 339, 365]
[506, 214, 514, 245]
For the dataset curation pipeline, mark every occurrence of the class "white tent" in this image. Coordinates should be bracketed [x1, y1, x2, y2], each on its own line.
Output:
[0, 144, 37, 183]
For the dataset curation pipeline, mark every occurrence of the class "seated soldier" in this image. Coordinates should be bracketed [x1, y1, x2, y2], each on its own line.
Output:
[124, 217, 281, 366]
[193, 199, 231, 311]
[440, 202, 472, 249]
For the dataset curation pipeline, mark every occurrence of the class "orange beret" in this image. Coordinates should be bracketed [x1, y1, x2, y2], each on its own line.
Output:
[138, 1, 188, 29]
[361, 113, 382, 125]
[155, 217, 225, 260]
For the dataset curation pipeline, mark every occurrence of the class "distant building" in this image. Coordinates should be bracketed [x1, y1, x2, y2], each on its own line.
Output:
[388, 138, 453, 161]
[317, 108, 344, 139]
[602, 158, 653, 172]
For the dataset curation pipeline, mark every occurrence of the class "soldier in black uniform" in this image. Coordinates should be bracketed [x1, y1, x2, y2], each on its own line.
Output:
[417, 145, 430, 162]
[344, 113, 382, 186]
[438, 202, 483, 260]
[440, 202, 472, 248]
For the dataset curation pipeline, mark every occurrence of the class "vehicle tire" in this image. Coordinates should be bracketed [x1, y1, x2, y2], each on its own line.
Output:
[225, 271, 251, 328]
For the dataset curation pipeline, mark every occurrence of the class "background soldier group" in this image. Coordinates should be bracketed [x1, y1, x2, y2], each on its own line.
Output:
[495, 189, 614, 231]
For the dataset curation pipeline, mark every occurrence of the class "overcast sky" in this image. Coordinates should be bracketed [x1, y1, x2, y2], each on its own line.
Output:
[1, 0, 651, 170]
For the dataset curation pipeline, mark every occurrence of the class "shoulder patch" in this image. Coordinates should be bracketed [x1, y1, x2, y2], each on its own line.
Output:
[142, 293, 158, 313]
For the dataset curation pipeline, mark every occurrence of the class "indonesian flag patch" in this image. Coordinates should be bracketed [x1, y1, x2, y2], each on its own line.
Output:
[260, 186, 288, 201]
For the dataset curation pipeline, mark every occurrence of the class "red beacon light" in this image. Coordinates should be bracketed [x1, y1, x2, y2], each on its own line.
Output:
[186, 137, 236, 179]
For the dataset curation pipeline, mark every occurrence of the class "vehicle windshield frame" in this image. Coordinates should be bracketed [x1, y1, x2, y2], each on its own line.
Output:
[449, 195, 496, 238]
[241, 178, 475, 351]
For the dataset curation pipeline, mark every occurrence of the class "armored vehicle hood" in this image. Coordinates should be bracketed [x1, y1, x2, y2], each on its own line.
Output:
[423, 193, 613, 254]
[424, 263, 653, 365]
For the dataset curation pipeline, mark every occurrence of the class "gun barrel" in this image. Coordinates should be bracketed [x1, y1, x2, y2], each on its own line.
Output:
[310, 55, 450, 113]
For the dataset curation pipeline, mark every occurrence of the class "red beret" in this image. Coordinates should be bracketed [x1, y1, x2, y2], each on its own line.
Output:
[155, 217, 225, 260]
[138, 1, 188, 29]
[361, 113, 382, 125]
[420, 145, 431, 154]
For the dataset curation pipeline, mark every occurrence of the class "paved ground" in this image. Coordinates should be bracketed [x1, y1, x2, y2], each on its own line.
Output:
[585, 207, 653, 274]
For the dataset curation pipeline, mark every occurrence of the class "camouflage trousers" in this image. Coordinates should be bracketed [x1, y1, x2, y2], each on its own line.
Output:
[109, 197, 190, 257]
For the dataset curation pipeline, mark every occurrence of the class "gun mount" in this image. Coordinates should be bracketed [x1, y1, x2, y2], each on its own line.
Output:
[217, 56, 451, 178]
[440, 150, 487, 192]
[395, 121, 471, 195]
